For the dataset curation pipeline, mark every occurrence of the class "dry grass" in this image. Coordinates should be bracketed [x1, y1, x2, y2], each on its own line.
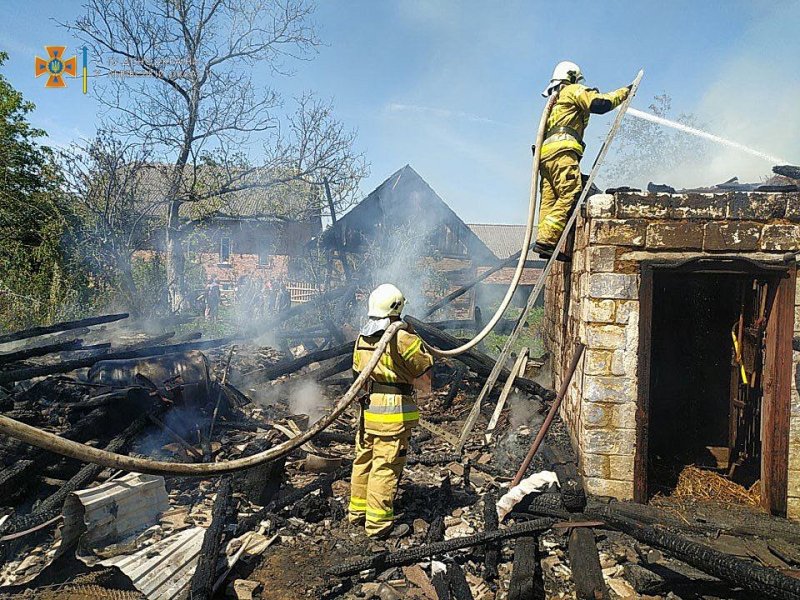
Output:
[670, 465, 761, 507]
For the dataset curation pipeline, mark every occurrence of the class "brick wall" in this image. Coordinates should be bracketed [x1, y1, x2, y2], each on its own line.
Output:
[544, 190, 800, 512]
[196, 252, 289, 286]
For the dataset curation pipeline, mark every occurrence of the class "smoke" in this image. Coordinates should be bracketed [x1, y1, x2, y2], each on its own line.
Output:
[606, 7, 799, 190]
[287, 380, 327, 425]
[508, 392, 544, 431]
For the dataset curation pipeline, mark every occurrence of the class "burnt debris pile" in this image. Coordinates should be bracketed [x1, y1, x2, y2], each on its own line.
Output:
[0, 309, 799, 600]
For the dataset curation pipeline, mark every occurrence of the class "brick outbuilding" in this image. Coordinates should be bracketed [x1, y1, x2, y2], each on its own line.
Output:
[544, 191, 800, 518]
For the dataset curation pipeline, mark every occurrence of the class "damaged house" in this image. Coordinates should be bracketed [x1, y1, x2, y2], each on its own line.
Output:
[544, 188, 800, 517]
[320, 165, 543, 317]
[135, 166, 323, 302]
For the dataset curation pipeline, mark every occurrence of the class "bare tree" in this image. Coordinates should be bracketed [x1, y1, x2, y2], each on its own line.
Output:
[65, 0, 366, 310]
[60, 132, 168, 316]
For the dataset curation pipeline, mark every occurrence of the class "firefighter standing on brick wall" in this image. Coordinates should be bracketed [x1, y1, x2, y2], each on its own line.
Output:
[533, 61, 631, 261]
[348, 284, 434, 539]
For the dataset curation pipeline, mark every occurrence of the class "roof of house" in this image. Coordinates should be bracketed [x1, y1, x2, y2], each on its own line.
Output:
[466, 223, 538, 260]
[323, 165, 497, 263]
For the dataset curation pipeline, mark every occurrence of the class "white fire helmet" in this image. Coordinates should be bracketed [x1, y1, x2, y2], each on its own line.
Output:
[368, 283, 406, 318]
[542, 61, 584, 97]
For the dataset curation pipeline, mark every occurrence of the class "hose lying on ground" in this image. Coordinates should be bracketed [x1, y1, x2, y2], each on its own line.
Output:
[422, 92, 556, 357]
[0, 322, 406, 476]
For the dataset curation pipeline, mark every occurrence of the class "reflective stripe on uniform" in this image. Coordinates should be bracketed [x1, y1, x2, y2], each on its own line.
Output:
[365, 398, 418, 413]
[364, 409, 420, 423]
[349, 497, 367, 513]
[401, 337, 423, 360]
[543, 215, 565, 232]
[366, 507, 394, 522]
[380, 354, 397, 381]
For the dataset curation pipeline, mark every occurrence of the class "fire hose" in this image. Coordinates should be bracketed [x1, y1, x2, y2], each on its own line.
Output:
[423, 92, 557, 357]
[0, 95, 559, 475]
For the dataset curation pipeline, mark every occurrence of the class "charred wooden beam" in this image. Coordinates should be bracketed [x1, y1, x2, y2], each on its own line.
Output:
[313, 357, 352, 382]
[0, 408, 110, 503]
[540, 443, 604, 599]
[61, 387, 150, 413]
[404, 317, 553, 400]
[428, 319, 517, 334]
[189, 477, 235, 600]
[0, 337, 234, 384]
[446, 562, 475, 600]
[423, 250, 531, 317]
[240, 341, 354, 384]
[0, 329, 92, 357]
[234, 467, 348, 536]
[483, 491, 500, 580]
[774, 165, 800, 180]
[233, 436, 285, 506]
[793, 336, 799, 352]
[0, 313, 129, 345]
[440, 364, 467, 411]
[569, 527, 608, 600]
[508, 535, 545, 600]
[329, 518, 555, 577]
[431, 569, 451, 600]
[598, 510, 800, 600]
[519, 496, 800, 600]
[0, 339, 85, 365]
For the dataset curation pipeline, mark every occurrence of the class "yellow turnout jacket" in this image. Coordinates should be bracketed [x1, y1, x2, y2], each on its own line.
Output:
[353, 327, 434, 436]
[541, 83, 629, 161]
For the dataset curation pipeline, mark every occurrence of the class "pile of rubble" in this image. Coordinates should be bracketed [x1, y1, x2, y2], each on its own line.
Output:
[1, 309, 800, 600]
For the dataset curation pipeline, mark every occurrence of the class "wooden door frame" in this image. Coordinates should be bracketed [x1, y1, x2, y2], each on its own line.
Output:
[761, 264, 796, 516]
[634, 256, 795, 514]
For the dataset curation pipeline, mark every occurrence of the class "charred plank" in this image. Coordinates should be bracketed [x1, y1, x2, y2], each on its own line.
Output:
[0, 337, 233, 384]
[189, 477, 235, 600]
[329, 518, 555, 577]
[0, 339, 85, 365]
[0, 313, 128, 345]
[508, 535, 545, 600]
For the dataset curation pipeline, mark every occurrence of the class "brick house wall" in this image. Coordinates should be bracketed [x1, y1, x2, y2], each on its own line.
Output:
[544, 191, 800, 516]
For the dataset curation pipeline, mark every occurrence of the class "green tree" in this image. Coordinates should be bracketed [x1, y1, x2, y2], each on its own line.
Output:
[0, 52, 87, 330]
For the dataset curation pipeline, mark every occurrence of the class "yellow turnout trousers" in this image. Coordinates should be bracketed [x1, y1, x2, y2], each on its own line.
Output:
[348, 428, 411, 537]
[537, 151, 582, 247]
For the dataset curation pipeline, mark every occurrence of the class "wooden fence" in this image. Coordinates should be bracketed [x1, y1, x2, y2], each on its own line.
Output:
[287, 281, 320, 304]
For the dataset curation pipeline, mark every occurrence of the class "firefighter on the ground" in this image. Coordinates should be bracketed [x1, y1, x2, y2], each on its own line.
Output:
[533, 61, 631, 261]
[348, 284, 434, 539]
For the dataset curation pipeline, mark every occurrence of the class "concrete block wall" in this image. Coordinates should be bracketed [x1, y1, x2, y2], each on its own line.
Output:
[544, 190, 800, 512]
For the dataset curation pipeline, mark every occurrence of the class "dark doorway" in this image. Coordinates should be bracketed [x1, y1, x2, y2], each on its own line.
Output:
[635, 258, 796, 516]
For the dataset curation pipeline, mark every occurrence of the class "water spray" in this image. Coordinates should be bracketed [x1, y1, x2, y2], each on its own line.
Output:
[626, 107, 788, 164]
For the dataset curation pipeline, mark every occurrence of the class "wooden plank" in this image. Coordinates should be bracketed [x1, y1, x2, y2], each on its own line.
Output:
[762, 265, 796, 516]
[569, 527, 609, 600]
[485, 348, 528, 444]
[0, 313, 129, 345]
[508, 535, 544, 600]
